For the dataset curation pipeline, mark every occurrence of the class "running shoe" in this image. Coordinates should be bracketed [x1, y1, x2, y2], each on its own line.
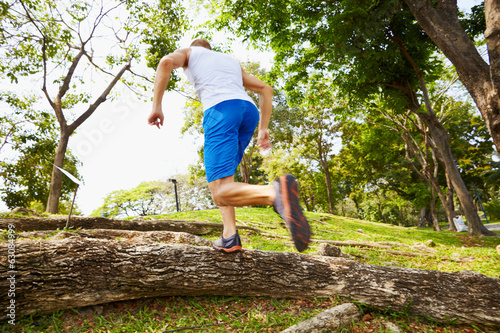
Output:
[212, 231, 243, 253]
[273, 174, 311, 252]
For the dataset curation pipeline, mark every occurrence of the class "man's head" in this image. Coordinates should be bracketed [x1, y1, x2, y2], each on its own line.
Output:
[190, 39, 211, 50]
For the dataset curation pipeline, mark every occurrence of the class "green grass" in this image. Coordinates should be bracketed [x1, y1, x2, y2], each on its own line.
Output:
[2, 207, 500, 332]
[165, 207, 499, 279]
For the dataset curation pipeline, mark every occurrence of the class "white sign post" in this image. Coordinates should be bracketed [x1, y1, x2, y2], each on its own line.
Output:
[55, 166, 82, 229]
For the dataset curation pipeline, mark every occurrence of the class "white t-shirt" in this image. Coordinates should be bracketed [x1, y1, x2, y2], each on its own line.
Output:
[184, 46, 256, 111]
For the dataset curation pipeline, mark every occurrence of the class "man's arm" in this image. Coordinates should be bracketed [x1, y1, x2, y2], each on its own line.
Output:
[242, 69, 273, 150]
[148, 48, 190, 129]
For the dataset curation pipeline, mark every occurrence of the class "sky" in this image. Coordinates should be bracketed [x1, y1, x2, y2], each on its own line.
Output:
[67, 87, 200, 215]
[0, 0, 486, 215]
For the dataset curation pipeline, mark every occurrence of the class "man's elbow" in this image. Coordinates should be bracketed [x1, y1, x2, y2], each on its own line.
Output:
[158, 55, 174, 70]
[262, 84, 273, 97]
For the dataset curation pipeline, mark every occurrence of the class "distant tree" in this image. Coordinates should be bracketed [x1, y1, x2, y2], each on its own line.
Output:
[0, 0, 187, 213]
[289, 75, 343, 214]
[0, 93, 80, 211]
[92, 175, 214, 218]
[92, 181, 171, 218]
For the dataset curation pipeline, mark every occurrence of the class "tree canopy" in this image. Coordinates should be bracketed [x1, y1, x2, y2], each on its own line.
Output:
[1, 0, 498, 237]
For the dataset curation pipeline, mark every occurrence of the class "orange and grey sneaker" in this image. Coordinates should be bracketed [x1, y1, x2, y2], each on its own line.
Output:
[273, 174, 311, 252]
[212, 231, 243, 253]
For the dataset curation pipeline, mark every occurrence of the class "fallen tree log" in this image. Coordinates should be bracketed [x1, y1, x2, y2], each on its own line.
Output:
[1, 236, 499, 327]
[28, 229, 213, 247]
[0, 217, 261, 235]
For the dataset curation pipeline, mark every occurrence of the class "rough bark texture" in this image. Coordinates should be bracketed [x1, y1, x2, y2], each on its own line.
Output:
[1, 236, 499, 327]
[418, 112, 497, 236]
[0, 216, 259, 235]
[281, 303, 361, 333]
[39, 229, 213, 246]
[404, 0, 500, 155]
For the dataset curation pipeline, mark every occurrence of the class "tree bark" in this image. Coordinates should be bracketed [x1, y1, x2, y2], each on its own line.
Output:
[1, 236, 499, 327]
[429, 187, 441, 231]
[45, 130, 71, 213]
[0, 216, 261, 234]
[418, 207, 426, 227]
[418, 112, 497, 236]
[318, 136, 336, 215]
[404, 0, 500, 156]
[445, 173, 457, 232]
[429, 147, 443, 231]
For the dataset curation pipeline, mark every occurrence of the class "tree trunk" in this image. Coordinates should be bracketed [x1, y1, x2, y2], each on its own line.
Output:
[425, 207, 433, 227]
[318, 139, 335, 215]
[429, 186, 441, 231]
[445, 173, 457, 232]
[418, 113, 497, 236]
[44, 60, 131, 214]
[240, 155, 250, 183]
[418, 207, 426, 227]
[404, 0, 500, 156]
[430, 148, 443, 231]
[46, 130, 71, 213]
[1, 236, 499, 327]
[321, 160, 335, 215]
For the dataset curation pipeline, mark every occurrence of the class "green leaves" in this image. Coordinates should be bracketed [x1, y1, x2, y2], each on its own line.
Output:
[93, 181, 170, 218]
[0, 107, 81, 210]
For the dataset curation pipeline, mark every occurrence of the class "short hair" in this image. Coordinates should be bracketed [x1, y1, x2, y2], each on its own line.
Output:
[190, 39, 211, 50]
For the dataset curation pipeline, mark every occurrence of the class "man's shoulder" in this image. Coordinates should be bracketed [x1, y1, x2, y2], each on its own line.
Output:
[174, 47, 191, 55]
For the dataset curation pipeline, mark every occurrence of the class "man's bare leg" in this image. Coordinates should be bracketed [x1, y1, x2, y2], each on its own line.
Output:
[209, 175, 275, 238]
[210, 174, 310, 252]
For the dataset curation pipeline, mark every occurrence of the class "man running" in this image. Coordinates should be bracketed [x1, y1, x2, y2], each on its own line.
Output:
[147, 39, 310, 252]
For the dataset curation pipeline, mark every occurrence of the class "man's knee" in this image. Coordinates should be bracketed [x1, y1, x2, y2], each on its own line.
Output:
[209, 176, 233, 206]
[209, 183, 226, 207]
[211, 190, 225, 207]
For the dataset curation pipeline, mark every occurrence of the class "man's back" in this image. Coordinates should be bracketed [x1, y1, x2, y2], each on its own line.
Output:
[185, 46, 254, 110]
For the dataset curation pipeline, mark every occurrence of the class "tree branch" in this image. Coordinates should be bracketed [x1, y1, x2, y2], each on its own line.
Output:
[68, 59, 131, 133]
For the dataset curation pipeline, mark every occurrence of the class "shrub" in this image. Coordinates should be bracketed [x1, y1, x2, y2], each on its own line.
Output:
[484, 198, 500, 220]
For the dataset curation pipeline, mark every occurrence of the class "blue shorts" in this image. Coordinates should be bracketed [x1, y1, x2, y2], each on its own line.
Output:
[203, 99, 259, 183]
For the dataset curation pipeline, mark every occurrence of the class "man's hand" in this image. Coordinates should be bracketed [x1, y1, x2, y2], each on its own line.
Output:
[148, 49, 189, 130]
[257, 129, 272, 150]
[148, 108, 164, 129]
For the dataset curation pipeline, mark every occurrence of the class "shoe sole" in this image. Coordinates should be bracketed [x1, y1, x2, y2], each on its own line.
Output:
[281, 174, 311, 252]
[212, 244, 243, 253]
